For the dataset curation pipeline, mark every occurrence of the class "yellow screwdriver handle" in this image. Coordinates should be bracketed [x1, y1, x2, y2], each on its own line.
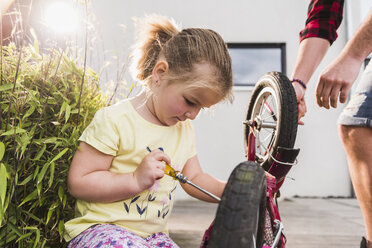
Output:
[146, 147, 178, 179]
[165, 163, 177, 178]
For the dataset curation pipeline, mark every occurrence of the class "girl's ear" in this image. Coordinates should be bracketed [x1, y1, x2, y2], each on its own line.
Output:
[152, 60, 169, 83]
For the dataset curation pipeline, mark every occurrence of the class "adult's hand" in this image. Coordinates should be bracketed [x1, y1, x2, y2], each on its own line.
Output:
[316, 55, 362, 109]
[292, 81, 306, 125]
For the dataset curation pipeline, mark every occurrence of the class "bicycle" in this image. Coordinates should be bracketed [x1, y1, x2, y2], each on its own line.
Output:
[201, 71, 300, 248]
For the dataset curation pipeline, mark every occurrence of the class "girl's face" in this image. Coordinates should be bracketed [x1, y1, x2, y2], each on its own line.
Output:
[152, 63, 222, 126]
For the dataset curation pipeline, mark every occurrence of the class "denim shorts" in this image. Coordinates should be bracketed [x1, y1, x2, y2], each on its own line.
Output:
[338, 61, 372, 128]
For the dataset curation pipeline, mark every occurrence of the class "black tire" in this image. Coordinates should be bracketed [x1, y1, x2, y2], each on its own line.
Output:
[208, 161, 267, 248]
[244, 72, 298, 170]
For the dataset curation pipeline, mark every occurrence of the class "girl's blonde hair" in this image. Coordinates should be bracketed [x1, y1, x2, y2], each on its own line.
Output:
[131, 15, 233, 102]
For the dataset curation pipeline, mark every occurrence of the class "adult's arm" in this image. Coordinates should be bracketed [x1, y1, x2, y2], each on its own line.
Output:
[291, 0, 344, 123]
[291, 37, 330, 123]
[316, 9, 372, 108]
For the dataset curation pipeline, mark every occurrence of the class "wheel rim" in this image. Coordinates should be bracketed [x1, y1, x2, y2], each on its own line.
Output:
[250, 86, 280, 163]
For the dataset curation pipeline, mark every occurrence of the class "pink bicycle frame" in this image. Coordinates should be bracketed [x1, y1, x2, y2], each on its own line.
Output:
[247, 122, 299, 248]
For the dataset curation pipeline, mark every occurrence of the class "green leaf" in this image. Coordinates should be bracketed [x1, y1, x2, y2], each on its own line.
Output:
[34, 144, 46, 160]
[43, 137, 57, 144]
[16, 232, 33, 243]
[63, 194, 67, 208]
[18, 174, 33, 186]
[34, 229, 41, 248]
[20, 132, 31, 158]
[23, 104, 36, 119]
[0, 163, 7, 207]
[58, 186, 64, 203]
[0, 203, 4, 227]
[61, 123, 70, 133]
[50, 148, 69, 164]
[48, 162, 55, 188]
[0, 142, 4, 161]
[19, 189, 38, 207]
[41, 239, 47, 248]
[37, 163, 49, 185]
[65, 104, 71, 123]
[46, 201, 58, 224]
[1, 128, 27, 136]
[58, 220, 65, 237]
[0, 83, 17, 92]
[59, 101, 67, 117]
[33, 165, 40, 180]
[70, 109, 79, 114]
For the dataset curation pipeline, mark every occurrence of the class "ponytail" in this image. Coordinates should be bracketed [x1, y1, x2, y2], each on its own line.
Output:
[132, 15, 180, 81]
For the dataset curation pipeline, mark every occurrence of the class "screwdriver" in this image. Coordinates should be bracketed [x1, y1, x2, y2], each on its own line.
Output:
[146, 147, 221, 202]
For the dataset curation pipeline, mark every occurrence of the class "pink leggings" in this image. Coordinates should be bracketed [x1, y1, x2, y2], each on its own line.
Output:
[68, 224, 179, 248]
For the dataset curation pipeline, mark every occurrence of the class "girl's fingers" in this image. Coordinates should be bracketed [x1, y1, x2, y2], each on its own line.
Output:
[150, 148, 171, 165]
[156, 162, 165, 171]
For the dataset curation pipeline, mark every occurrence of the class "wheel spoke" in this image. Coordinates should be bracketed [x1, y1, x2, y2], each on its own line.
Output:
[267, 96, 278, 121]
[264, 100, 274, 115]
[259, 129, 276, 150]
[260, 97, 278, 123]
[261, 114, 276, 122]
[259, 142, 269, 156]
[255, 134, 265, 155]
[260, 135, 273, 149]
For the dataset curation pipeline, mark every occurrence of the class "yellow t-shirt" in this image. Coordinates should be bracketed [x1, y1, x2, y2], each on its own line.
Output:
[64, 99, 196, 241]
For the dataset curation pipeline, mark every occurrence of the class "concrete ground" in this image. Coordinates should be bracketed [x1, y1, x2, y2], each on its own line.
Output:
[168, 197, 365, 248]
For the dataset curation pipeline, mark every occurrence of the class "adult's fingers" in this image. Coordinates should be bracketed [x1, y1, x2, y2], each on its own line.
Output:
[316, 77, 332, 109]
[339, 84, 352, 104]
[315, 79, 324, 107]
[329, 84, 342, 108]
[292, 82, 305, 103]
[297, 99, 306, 125]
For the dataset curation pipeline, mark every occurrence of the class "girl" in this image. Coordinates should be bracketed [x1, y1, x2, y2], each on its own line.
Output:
[65, 15, 233, 247]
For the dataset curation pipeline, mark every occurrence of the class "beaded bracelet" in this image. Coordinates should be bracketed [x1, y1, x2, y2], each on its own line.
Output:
[291, 78, 307, 89]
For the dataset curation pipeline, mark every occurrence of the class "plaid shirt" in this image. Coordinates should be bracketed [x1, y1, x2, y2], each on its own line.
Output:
[300, 0, 344, 45]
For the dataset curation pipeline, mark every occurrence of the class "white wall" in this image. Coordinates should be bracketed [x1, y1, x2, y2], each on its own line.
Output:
[89, 0, 370, 199]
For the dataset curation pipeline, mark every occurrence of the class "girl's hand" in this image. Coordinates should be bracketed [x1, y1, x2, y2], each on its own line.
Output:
[133, 149, 171, 191]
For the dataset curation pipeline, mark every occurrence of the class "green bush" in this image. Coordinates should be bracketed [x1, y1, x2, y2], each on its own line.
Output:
[0, 42, 106, 247]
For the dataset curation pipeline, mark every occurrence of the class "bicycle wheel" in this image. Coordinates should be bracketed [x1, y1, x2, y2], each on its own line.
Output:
[208, 161, 266, 248]
[245, 72, 298, 170]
